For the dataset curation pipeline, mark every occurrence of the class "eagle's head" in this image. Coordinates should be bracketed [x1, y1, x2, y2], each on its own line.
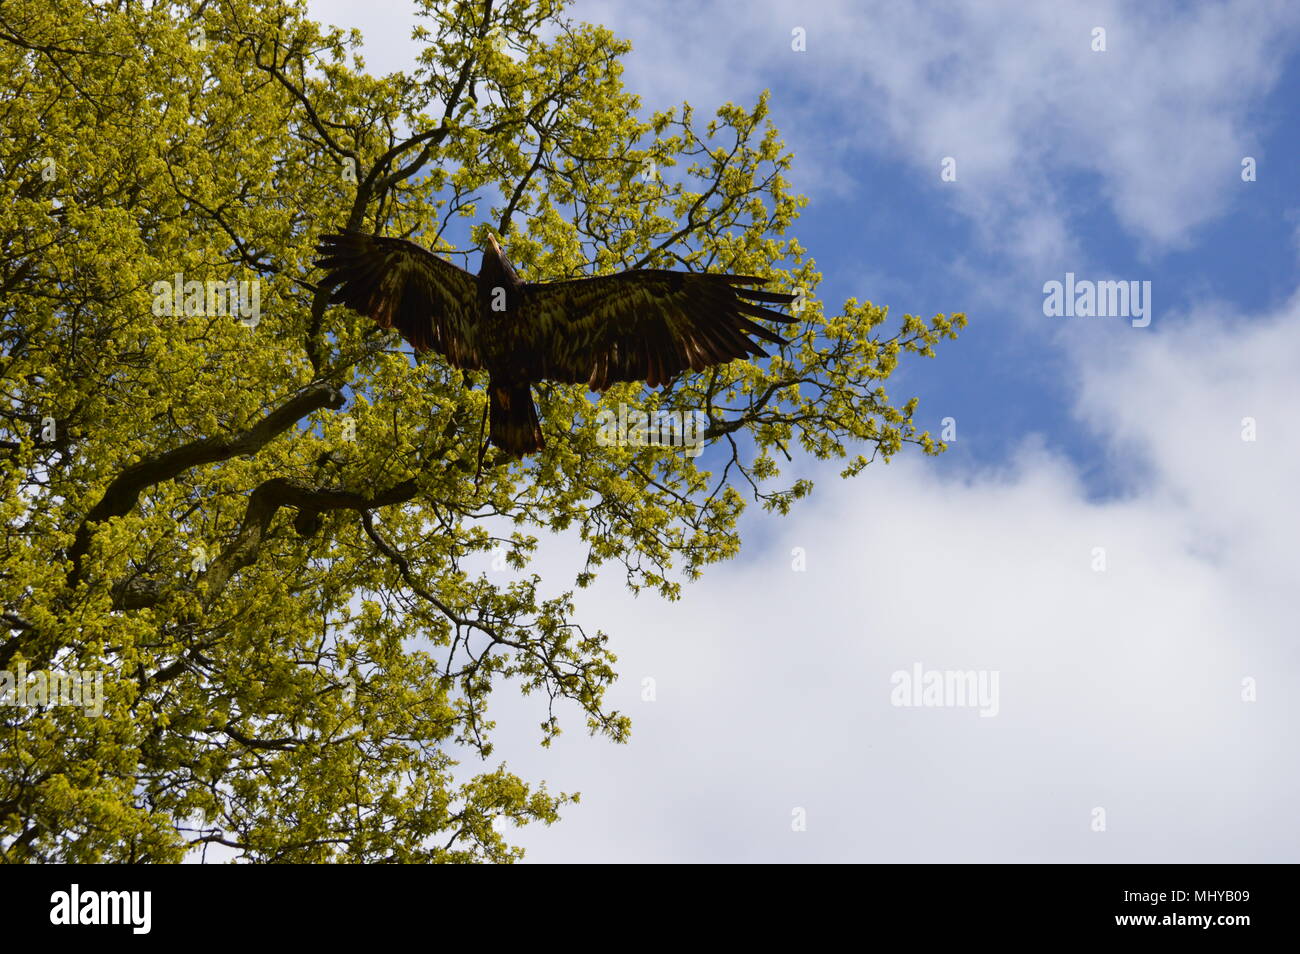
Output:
[482, 232, 521, 287]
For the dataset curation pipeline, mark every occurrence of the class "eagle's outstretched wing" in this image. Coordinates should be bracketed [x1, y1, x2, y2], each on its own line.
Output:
[519, 270, 796, 390]
[314, 230, 483, 370]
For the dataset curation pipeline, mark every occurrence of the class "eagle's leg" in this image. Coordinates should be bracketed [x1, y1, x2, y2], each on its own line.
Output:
[473, 396, 490, 486]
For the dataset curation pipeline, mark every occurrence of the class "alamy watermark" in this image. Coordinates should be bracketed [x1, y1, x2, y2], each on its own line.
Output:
[890, 663, 1000, 717]
[1042, 272, 1150, 328]
[1, 663, 105, 716]
[50, 884, 150, 934]
[595, 405, 706, 456]
[151, 273, 261, 327]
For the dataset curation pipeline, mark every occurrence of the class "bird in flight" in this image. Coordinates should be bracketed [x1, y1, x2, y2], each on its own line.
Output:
[314, 229, 797, 456]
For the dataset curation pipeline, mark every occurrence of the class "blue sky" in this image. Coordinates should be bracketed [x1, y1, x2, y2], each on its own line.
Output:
[831, 55, 1300, 497]
[639, 0, 1300, 499]
[307, 0, 1300, 862]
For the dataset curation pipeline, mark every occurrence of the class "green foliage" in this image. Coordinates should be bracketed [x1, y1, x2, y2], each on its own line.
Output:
[0, 0, 964, 862]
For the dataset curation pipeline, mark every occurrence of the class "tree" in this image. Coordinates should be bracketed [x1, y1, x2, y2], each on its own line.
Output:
[0, 0, 965, 862]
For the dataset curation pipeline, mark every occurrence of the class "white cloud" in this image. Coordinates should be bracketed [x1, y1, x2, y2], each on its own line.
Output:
[573, 0, 1300, 262]
[307, 0, 425, 75]
[483, 291, 1300, 862]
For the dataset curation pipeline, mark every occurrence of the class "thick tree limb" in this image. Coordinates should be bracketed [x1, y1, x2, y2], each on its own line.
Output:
[67, 383, 346, 580]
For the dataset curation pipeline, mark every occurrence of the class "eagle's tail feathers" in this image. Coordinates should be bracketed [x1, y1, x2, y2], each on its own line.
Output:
[488, 383, 544, 457]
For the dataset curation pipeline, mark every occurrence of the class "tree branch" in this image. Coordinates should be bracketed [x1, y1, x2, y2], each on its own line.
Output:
[67, 383, 346, 580]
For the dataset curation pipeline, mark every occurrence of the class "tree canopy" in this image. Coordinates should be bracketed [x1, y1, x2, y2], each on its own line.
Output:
[0, 0, 965, 862]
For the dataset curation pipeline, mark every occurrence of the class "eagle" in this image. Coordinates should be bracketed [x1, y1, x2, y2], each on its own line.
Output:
[313, 229, 797, 456]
